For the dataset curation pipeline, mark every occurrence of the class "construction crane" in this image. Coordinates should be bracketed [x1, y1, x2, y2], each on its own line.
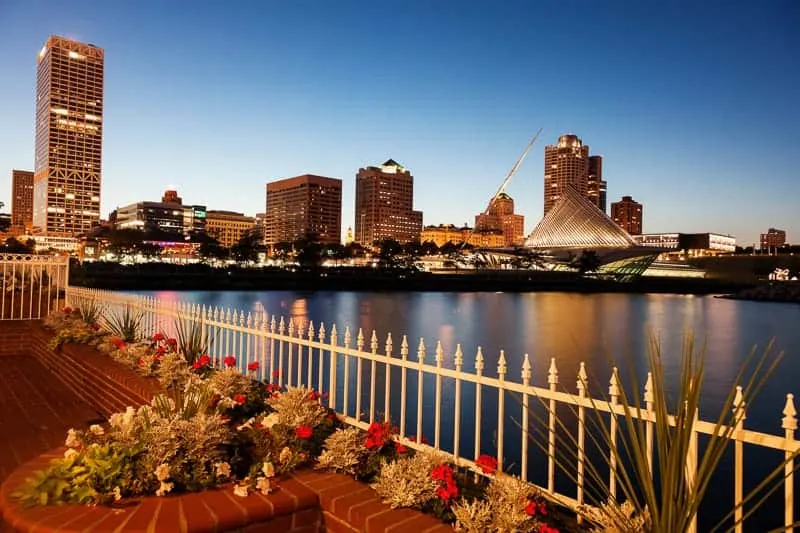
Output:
[461, 127, 543, 249]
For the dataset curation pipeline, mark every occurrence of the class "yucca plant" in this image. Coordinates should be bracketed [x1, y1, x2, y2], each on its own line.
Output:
[76, 299, 103, 325]
[150, 380, 216, 421]
[518, 334, 800, 533]
[103, 305, 144, 343]
[174, 317, 212, 365]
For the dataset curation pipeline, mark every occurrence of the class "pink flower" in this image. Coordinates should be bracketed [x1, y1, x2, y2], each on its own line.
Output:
[295, 425, 313, 439]
[224, 355, 236, 367]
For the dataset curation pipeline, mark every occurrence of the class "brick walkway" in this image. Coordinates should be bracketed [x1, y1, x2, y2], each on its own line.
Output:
[0, 356, 101, 489]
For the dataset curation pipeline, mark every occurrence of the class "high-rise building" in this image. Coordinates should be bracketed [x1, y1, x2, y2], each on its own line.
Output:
[760, 228, 787, 251]
[355, 159, 423, 245]
[11, 170, 34, 232]
[265, 174, 342, 245]
[611, 195, 643, 235]
[587, 156, 607, 213]
[544, 134, 589, 216]
[33, 36, 104, 236]
[206, 211, 256, 248]
[474, 192, 525, 246]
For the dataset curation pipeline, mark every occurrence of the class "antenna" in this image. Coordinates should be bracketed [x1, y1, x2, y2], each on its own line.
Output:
[462, 127, 543, 249]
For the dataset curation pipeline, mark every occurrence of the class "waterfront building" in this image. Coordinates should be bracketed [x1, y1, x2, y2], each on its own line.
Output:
[110, 190, 206, 237]
[587, 156, 607, 213]
[760, 228, 786, 251]
[633, 232, 736, 257]
[610, 196, 643, 235]
[355, 160, 423, 245]
[33, 36, 104, 237]
[421, 224, 505, 248]
[205, 210, 256, 248]
[11, 170, 34, 234]
[474, 192, 525, 246]
[265, 174, 342, 246]
[525, 185, 661, 280]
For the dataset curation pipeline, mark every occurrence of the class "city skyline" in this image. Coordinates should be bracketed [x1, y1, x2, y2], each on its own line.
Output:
[0, 1, 798, 246]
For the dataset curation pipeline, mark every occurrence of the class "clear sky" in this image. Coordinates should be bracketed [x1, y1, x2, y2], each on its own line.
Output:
[0, 0, 798, 246]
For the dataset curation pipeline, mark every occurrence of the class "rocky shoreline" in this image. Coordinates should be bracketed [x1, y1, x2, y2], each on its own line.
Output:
[720, 282, 800, 304]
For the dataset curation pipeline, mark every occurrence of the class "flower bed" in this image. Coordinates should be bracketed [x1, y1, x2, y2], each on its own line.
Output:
[1, 307, 595, 532]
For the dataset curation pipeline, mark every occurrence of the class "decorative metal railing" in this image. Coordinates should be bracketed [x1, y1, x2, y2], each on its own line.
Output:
[1, 254, 69, 320]
[65, 285, 798, 532]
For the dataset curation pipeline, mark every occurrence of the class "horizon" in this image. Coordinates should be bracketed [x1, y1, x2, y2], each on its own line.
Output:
[0, 1, 798, 246]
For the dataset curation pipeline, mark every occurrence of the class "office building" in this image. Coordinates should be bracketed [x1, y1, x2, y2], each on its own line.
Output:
[11, 170, 34, 233]
[112, 190, 205, 236]
[355, 159, 423, 245]
[33, 36, 104, 236]
[633, 233, 736, 256]
[760, 228, 787, 251]
[206, 210, 256, 248]
[421, 225, 505, 248]
[611, 196, 643, 235]
[474, 192, 525, 246]
[265, 174, 342, 245]
[587, 156, 607, 213]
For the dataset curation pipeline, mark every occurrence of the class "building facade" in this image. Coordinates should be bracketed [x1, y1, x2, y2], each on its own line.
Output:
[205, 211, 256, 248]
[355, 160, 423, 245]
[11, 170, 34, 233]
[760, 228, 787, 251]
[544, 134, 589, 216]
[33, 36, 104, 236]
[587, 156, 607, 213]
[474, 192, 525, 246]
[610, 196, 643, 235]
[112, 202, 186, 234]
[265, 174, 342, 245]
[421, 225, 505, 248]
[633, 233, 736, 256]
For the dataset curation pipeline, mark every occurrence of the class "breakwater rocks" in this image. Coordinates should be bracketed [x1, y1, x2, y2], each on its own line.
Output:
[721, 282, 800, 304]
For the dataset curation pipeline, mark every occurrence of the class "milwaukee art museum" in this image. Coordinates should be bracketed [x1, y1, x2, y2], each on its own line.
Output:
[523, 186, 664, 281]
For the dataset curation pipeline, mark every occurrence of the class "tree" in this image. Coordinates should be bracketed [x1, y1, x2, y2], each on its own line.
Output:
[343, 242, 366, 259]
[1, 237, 34, 253]
[295, 238, 323, 269]
[573, 250, 602, 275]
[0, 201, 10, 233]
[198, 239, 228, 261]
[375, 238, 404, 268]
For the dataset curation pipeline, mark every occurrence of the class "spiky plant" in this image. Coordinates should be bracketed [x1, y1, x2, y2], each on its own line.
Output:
[77, 299, 103, 325]
[518, 334, 799, 533]
[103, 305, 144, 342]
[174, 317, 211, 365]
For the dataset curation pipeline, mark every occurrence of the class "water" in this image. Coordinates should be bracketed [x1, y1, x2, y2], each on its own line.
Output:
[134, 290, 800, 530]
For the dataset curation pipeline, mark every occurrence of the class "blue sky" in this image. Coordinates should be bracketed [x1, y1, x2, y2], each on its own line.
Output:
[0, 0, 797, 246]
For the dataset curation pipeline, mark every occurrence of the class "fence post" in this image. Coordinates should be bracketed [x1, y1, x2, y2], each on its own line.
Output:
[496, 350, 507, 473]
[547, 358, 558, 493]
[474, 347, 484, 472]
[416, 338, 426, 441]
[356, 329, 365, 423]
[399, 335, 408, 437]
[521, 354, 532, 482]
[454, 344, 464, 462]
[644, 372, 654, 475]
[608, 367, 620, 500]
[732, 386, 746, 533]
[384, 333, 392, 423]
[782, 393, 797, 532]
[434, 340, 444, 449]
[576, 362, 587, 520]
[343, 327, 352, 418]
[328, 324, 337, 409]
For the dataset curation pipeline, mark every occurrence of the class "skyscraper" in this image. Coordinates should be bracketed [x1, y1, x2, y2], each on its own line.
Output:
[474, 192, 525, 246]
[265, 175, 342, 245]
[587, 155, 607, 213]
[11, 170, 34, 232]
[611, 196, 643, 235]
[543, 134, 589, 216]
[354, 159, 423, 245]
[33, 36, 104, 236]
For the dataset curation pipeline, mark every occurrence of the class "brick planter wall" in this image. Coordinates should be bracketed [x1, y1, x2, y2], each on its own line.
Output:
[0, 325, 454, 533]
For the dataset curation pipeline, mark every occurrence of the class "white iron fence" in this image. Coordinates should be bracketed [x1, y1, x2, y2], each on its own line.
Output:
[1, 254, 69, 320]
[64, 286, 798, 532]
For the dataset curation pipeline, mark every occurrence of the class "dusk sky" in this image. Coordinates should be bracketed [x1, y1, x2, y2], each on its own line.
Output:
[0, 1, 797, 246]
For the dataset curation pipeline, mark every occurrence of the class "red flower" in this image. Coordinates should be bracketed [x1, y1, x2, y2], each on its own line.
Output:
[295, 425, 313, 439]
[267, 383, 281, 393]
[224, 355, 236, 367]
[431, 464, 454, 483]
[137, 358, 145, 367]
[156, 346, 166, 355]
[210, 394, 221, 408]
[166, 338, 177, 347]
[152, 332, 165, 342]
[539, 526, 559, 533]
[538, 502, 548, 516]
[364, 422, 391, 450]
[308, 390, 321, 401]
[90, 323, 100, 331]
[247, 361, 260, 372]
[272, 370, 281, 378]
[394, 441, 407, 453]
[410, 434, 429, 445]
[193, 354, 211, 369]
[62, 306, 73, 314]
[435, 481, 459, 502]
[234, 394, 246, 405]
[525, 499, 538, 516]
[475, 454, 498, 474]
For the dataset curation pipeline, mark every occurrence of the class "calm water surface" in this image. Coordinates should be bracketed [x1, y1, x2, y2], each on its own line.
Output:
[135, 290, 800, 530]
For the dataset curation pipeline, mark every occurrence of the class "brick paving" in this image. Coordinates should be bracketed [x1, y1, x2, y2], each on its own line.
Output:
[0, 355, 102, 531]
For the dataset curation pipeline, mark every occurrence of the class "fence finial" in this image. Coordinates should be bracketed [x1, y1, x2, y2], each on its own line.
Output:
[288, 319, 295, 336]
[329, 324, 337, 342]
[609, 367, 620, 398]
[386, 332, 393, 355]
[344, 326, 351, 346]
[401, 335, 409, 359]
[475, 347, 484, 373]
[308, 321, 316, 339]
[548, 357, 558, 386]
[521, 353, 532, 384]
[357, 328, 364, 350]
[318, 322, 326, 340]
[577, 362, 587, 392]
[435, 340, 444, 366]
[370, 330, 379, 352]
[497, 350, 507, 377]
[417, 338, 426, 363]
[733, 386, 746, 423]
[644, 372, 654, 404]
[783, 393, 798, 431]
[278, 316, 285, 334]
[454, 344, 463, 369]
